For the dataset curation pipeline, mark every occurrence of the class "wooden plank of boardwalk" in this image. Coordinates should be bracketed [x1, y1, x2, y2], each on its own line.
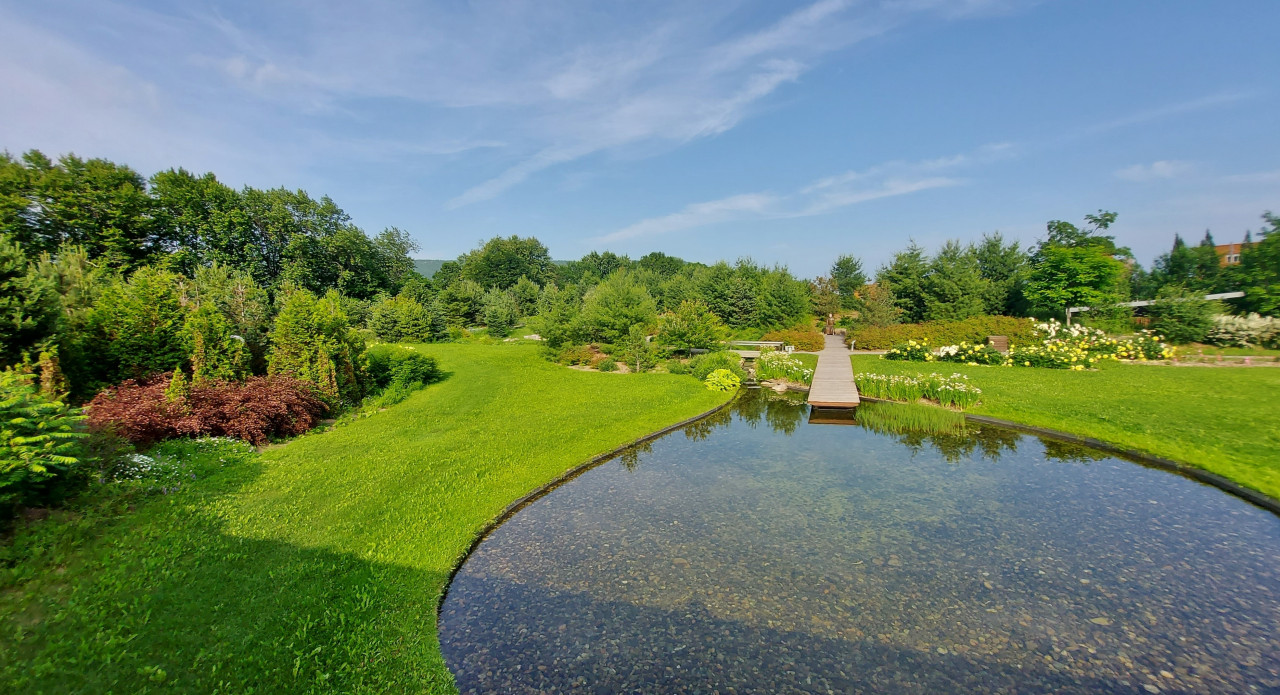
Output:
[807, 333, 860, 408]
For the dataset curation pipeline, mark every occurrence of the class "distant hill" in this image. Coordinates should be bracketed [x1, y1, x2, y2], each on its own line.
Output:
[413, 258, 571, 280]
[413, 259, 449, 278]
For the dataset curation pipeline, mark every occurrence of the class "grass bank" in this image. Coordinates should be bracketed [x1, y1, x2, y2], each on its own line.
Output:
[1, 343, 729, 693]
[852, 356, 1280, 501]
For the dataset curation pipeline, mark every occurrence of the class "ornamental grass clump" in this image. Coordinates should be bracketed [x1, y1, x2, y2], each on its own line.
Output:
[755, 349, 814, 384]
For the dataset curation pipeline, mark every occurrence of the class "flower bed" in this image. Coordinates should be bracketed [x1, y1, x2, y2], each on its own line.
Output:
[854, 372, 982, 409]
[884, 320, 1173, 370]
[755, 349, 815, 384]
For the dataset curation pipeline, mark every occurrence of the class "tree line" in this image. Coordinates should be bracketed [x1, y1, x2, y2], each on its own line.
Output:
[819, 210, 1280, 328]
[2, 147, 1277, 404]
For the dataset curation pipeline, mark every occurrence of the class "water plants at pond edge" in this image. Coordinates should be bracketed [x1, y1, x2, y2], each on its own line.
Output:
[854, 372, 982, 408]
[441, 391, 1280, 694]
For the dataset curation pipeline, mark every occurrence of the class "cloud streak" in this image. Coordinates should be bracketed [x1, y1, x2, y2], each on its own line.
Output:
[597, 149, 989, 243]
[1114, 160, 1193, 182]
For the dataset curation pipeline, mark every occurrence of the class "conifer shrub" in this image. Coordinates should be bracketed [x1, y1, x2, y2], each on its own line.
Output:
[364, 345, 442, 391]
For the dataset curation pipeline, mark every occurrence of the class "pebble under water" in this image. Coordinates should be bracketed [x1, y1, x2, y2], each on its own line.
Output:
[439, 391, 1280, 694]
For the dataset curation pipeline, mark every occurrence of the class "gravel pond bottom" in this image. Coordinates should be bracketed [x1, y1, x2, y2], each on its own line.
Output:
[440, 392, 1280, 694]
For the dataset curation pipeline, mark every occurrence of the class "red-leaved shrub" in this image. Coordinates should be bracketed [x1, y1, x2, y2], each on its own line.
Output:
[87, 374, 328, 446]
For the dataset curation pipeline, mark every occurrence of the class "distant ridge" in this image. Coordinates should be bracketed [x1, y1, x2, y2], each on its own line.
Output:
[413, 258, 571, 279]
[412, 259, 448, 278]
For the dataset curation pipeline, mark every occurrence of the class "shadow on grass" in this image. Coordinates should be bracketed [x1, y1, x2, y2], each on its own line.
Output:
[2, 454, 455, 694]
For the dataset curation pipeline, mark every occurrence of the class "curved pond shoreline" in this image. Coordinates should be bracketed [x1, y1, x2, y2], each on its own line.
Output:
[436, 393, 739, 623]
[857, 396, 1280, 516]
[440, 390, 1280, 694]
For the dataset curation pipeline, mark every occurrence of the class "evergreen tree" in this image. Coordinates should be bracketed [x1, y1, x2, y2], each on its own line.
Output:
[830, 255, 867, 310]
[481, 289, 520, 337]
[921, 241, 988, 321]
[184, 303, 250, 384]
[973, 233, 1028, 315]
[267, 289, 365, 405]
[89, 266, 189, 386]
[875, 243, 929, 322]
[0, 234, 60, 366]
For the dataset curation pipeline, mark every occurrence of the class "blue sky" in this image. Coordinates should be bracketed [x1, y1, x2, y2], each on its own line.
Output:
[2, 0, 1277, 276]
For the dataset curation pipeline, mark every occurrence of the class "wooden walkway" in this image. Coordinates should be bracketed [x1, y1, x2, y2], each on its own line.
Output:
[807, 334, 860, 408]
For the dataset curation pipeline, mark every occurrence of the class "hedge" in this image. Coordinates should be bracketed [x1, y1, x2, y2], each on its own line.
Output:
[761, 329, 825, 352]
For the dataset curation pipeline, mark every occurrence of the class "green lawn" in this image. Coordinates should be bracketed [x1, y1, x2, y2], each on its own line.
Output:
[852, 355, 1280, 501]
[1, 344, 729, 694]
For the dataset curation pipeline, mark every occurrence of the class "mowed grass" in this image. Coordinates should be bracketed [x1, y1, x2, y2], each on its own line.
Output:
[1, 344, 729, 694]
[852, 355, 1280, 500]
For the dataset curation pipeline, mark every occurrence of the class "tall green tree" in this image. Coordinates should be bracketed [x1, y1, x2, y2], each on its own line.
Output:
[1026, 211, 1130, 318]
[830, 255, 867, 310]
[876, 243, 929, 323]
[1024, 246, 1127, 318]
[921, 241, 988, 321]
[439, 279, 485, 326]
[267, 289, 365, 405]
[1238, 212, 1280, 315]
[13, 151, 166, 268]
[973, 233, 1028, 315]
[534, 283, 583, 348]
[89, 267, 189, 386]
[459, 236, 555, 289]
[577, 270, 658, 343]
[187, 264, 272, 370]
[184, 303, 250, 384]
[756, 268, 810, 329]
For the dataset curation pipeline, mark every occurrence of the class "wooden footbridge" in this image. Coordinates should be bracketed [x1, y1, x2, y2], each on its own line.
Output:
[806, 334, 860, 408]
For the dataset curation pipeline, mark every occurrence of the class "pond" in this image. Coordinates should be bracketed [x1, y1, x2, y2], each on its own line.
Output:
[439, 390, 1280, 694]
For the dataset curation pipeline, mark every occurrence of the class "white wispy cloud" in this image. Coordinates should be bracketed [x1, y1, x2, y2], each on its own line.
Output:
[1114, 160, 1193, 182]
[597, 148, 994, 243]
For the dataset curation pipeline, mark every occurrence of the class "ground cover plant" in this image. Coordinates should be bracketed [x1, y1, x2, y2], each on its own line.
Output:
[0, 344, 729, 693]
[852, 355, 1280, 500]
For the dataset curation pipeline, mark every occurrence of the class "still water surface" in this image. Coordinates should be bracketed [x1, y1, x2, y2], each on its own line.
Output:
[440, 391, 1280, 694]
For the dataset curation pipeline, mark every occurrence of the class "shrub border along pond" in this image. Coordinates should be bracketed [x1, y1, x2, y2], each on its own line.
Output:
[436, 391, 740, 621]
[857, 395, 1280, 516]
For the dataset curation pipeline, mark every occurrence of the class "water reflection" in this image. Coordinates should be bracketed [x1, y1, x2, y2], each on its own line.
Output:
[441, 390, 1280, 694]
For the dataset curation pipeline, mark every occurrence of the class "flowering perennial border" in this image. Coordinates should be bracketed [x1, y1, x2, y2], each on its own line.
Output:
[854, 372, 982, 409]
[884, 320, 1173, 370]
